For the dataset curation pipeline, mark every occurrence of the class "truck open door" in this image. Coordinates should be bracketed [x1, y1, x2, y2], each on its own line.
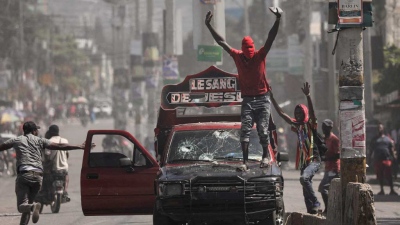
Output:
[80, 130, 159, 216]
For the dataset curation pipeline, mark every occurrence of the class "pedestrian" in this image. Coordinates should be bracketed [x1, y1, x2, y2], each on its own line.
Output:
[43, 124, 71, 200]
[368, 123, 398, 195]
[0, 121, 92, 224]
[205, 6, 282, 171]
[317, 119, 340, 215]
[270, 82, 321, 214]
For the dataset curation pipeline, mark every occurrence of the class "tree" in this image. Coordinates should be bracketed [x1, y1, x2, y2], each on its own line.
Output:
[51, 34, 92, 95]
[374, 45, 400, 95]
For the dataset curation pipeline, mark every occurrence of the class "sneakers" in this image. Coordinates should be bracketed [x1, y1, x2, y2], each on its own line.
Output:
[63, 192, 71, 202]
[389, 190, 398, 196]
[260, 158, 271, 168]
[236, 164, 249, 172]
[309, 202, 321, 215]
[32, 202, 41, 223]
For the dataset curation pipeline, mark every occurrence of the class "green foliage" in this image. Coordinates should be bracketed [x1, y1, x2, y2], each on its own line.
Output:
[51, 35, 91, 93]
[374, 45, 400, 95]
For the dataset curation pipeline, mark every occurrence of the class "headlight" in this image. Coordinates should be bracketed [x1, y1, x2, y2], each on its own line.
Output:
[158, 183, 184, 196]
[255, 182, 273, 193]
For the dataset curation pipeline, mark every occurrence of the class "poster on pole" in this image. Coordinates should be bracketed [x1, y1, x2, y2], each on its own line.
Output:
[338, 0, 363, 26]
[340, 103, 366, 158]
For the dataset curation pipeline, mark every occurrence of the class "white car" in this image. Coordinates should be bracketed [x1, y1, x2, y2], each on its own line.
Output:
[93, 102, 112, 117]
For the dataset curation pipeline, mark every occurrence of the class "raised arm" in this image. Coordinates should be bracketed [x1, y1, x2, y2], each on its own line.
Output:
[205, 11, 232, 53]
[0, 142, 14, 151]
[264, 7, 282, 54]
[301, 82, 316, 122]
[270, 91, 293, 125]
[47, 142, 95, 151]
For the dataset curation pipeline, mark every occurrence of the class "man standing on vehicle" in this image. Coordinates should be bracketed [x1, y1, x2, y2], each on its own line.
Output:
[44, 124, 71, 200]
[270, 82, 321, 214]
[0, 121, 90, 224]
[318, 119, 340, 215]
[205, 6, 282, 171]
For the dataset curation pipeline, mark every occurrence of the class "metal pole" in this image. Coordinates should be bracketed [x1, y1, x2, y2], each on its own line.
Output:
[363, 28, 373, 121]
[19, 0, 25, 84]
[304, 0, 314, 98]
[243, 0, 250, 35]
[328, 24, 338, 124]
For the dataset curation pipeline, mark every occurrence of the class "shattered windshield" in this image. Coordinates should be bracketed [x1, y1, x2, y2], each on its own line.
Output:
[167, 129, 263, 163]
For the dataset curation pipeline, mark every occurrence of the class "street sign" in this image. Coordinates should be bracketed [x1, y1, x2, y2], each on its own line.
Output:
[197, 45, 223, 62]
[338, 0, 363, 26]
[162, 55, 180, 81]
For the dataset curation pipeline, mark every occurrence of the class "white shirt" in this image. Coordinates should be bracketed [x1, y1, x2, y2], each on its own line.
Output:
[46, 136, 69, 171]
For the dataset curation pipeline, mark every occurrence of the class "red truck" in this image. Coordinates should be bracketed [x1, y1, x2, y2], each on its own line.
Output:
[80, 66, 289, 225]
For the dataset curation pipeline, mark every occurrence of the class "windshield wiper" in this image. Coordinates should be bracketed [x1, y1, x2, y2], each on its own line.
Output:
[168, 159, 214, 163]
[214, 157, 260, 162]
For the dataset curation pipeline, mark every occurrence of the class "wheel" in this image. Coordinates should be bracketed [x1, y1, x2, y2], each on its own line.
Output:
[153, 205, 183, 225]
[259, 199, 285, 225]
[51, 193, 61, 213]
[275, 199, 285, 225]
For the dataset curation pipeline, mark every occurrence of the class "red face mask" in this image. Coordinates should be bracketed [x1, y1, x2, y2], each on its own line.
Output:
[242, 36, 255, 59]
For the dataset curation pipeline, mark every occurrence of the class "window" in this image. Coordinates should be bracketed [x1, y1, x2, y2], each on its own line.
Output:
[89, 134, 134, 168]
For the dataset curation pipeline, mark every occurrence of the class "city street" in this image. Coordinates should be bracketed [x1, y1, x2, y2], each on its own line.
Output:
[0, 118, 399, 225]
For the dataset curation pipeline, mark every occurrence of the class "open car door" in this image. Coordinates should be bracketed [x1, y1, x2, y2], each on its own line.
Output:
[81, 130, 159, 216]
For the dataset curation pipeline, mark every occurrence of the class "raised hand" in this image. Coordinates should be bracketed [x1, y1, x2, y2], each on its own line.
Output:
[205, 11, 213, 25]
[301, 82, 311, 96]
[268, 6, 283, 18]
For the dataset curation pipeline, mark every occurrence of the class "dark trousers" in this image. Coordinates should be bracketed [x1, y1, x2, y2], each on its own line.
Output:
[300, 161, 321, 213]
[240, 93, 271, 147]
[15, 173, 42, 225]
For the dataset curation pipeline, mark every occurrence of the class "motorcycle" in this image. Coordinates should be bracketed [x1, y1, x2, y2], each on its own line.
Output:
[35, 171, 70, 213]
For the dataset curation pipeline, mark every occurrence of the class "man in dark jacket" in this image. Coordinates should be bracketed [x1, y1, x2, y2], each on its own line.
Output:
[0, 121, 92, 224]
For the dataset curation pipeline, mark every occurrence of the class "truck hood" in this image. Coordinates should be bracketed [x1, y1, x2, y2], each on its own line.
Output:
[160, 161, 283, 181]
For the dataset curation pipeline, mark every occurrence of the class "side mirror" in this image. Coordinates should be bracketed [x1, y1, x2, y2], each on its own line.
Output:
[119, 158, 132, 167]
[277, 152, 289, 162]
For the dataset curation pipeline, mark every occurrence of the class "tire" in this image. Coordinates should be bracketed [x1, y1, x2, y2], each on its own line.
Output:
[51, 193, 61, 213]
[259, 199, 285, 225]
[153, 205, 183, 225]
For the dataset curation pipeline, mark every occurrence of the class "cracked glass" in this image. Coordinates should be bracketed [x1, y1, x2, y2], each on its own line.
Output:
[167, 129, 264, 163]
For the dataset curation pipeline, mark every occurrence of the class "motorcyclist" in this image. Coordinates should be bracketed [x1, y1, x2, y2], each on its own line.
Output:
[43, 125, 71, 200]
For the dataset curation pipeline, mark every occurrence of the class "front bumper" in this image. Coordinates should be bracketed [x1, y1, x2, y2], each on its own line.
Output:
[156, 176, 282, 223]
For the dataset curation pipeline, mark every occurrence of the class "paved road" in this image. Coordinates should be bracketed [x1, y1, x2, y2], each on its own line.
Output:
[0, 118, 399, 225]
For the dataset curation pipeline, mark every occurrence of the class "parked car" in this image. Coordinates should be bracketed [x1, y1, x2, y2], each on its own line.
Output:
[93, 101, 112, 117]
[80, 66, 288, 225]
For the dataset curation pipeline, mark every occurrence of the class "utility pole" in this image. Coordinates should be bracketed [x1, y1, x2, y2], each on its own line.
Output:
[363, 28, 373, 121]
[304, 0, 314, 98]
[107, 0, 128, 130]
[19, 0, 25, 85]
[332, 0, 374, 223]
[243, 0, 250, 35]
[328, 23, 338, 124]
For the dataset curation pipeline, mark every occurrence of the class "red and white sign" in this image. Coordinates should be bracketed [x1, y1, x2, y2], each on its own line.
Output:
[340, 109, 365, 149]
[338, 0, 363, 25]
